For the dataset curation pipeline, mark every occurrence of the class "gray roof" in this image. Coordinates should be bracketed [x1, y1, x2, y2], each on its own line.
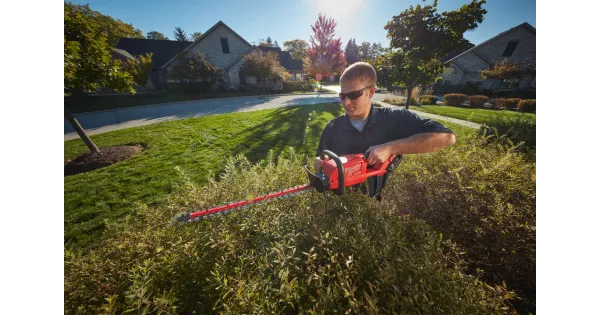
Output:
[258, 46, 303, 71]
[116, 38, 192, 69]
[446, 22, 536, 64]
[112, 48, 136, 60]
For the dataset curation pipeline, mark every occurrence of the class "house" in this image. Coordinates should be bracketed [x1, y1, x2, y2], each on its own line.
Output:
[436, 22, 536, 93]
[116, 21, 305, 90]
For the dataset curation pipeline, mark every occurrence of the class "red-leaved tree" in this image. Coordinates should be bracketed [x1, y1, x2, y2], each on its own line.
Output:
[303, 13, 347, 78]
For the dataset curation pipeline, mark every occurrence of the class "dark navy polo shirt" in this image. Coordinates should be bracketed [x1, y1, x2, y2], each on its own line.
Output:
[316, 104, 454, 157]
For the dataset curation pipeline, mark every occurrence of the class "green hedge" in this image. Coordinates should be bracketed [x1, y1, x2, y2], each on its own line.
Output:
[504, 98, 522, 110]
[65, 148, 516, 314]
[419, 95, 438, 105]
[518, 99, 536, 113]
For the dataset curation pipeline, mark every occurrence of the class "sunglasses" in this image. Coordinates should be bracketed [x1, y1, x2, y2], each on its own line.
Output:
[339, 85, 374, 101]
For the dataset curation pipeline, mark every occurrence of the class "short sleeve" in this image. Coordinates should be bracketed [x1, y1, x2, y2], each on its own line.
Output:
[315, 127, 330, 157]
[392, 109, 454, 138]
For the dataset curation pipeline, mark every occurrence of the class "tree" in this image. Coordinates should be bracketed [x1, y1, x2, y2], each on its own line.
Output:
[242, 50, 290, 92]
[381, 0, 487, 108]
[258, 36, 278, 47]
[303, 13, 347, 78]
[344, 38, 360, 65]
[273, 40, 279, 48]
[64, 2, 136, 154]
[166, 49, 221, 94]
[283, 39, 308, 60]
[124, 53, 154, 90]
[358, 42, 373, 61]
[191, 32, 203, 41]
[173, 27, 188, 42]
[65, 2, 144, 47]
[480, 58, 535, 84]
[147, 31, 168, 40]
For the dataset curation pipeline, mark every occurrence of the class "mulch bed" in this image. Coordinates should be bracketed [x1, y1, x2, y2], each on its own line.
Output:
[65, 145, 144, 176]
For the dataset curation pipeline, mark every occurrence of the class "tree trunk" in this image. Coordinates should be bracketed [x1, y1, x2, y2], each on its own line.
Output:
[405, 85, 413, 110]
[64, 106, 100, 154]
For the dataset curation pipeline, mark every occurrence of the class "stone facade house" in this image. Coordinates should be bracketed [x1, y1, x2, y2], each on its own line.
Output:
[436, 22, 536, 93]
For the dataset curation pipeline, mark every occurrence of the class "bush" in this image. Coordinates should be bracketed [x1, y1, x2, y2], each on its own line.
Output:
[443, 93, 467, 106]
[491, 98, 506, 110]
[504, 98, 521, 110]
[468, 95, 489, 108]
[65, 148, 515, 314]
[518, 99, 536, 113]
[383, 137, 536, 314]
[480, 115, 536, 150]
[419, 95, 438, 105]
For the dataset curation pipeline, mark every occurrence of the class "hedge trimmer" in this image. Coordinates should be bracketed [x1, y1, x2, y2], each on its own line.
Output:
[173, 150, 402, 224]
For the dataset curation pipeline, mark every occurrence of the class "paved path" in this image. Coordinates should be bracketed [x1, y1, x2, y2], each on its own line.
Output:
[64, 87, 477, 141]
[375, 101, 481, 129]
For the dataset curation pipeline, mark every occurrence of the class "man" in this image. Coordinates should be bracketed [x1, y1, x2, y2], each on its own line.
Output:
[315, 62, 456, 199]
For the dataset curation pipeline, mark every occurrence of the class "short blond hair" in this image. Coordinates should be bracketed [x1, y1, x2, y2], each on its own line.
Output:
[340, 62, 377, 87]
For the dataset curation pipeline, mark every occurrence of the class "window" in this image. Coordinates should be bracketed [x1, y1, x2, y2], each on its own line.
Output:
[220, 38, 230, 54]
[465, 74, 483, 87]
[502, 40, 520, 57]
[499, 78, 520, 88]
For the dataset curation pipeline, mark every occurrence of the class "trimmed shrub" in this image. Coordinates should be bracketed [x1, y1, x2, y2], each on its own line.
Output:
[65, 148, 516, 314]
[384, 136, 536, 314]
[468, 95, 489, 108]
[443, 93, 467, 106]
[491, 98, 506, 109]
[504, 98, 522, 110]
[480, 115, 536, 150]
[518, 99, 536, 113]
[419, 95, 438, 105]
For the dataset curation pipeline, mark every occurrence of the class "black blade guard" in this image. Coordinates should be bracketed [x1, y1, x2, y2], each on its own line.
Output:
[305, 165, 330, 193]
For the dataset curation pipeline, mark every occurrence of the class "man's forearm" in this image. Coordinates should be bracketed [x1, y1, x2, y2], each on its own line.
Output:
[386, 132, 456, 155]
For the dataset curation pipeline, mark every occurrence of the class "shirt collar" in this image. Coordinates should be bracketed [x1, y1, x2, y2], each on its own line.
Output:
[341, 104, 378, 130]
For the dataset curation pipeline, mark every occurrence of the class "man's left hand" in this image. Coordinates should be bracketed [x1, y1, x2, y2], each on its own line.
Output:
[365, 143, 393, 165]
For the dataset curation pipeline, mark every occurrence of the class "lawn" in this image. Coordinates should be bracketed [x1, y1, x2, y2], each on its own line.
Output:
[64, 103, 474, 249]
[66, 88, 336, 113]
[409, 104, 535, 124]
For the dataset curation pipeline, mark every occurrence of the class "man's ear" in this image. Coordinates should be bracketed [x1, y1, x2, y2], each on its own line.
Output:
[369, 86, 376, 98]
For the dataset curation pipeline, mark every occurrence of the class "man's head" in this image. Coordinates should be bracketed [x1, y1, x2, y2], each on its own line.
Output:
[339, 62, 377, 120]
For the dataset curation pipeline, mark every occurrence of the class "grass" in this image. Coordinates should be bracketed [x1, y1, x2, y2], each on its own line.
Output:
[66, 88, 336, 114]
[409, 104, 535, 124]
[65, 102, 474, 250]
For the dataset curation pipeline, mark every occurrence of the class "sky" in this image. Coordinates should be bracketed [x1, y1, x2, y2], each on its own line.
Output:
[68, 0, 536, 47]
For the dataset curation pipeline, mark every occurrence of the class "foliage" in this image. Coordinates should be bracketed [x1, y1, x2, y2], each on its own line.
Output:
[518, 99, 536, 113]
[480, 59, 536, 81]
[303, 14, 347, 77]
[258, 36, 279, 48]
[64, 2, 144, 46]
[384, 134, 536, 313]
[173, 26, 188, 42]
[243, 50, 290, 83]
[124, 53, 153, 86]
[64, 2, 135, 94]
[419, 95, 438, 105]
[480, 115, 536, 150]
[146, 31, 168, 40]
[166, 49, 221, 85]
[344, 38, 360, 65]
[283, 39, 309, 60]
[504, 98, 522, 110]
[191, 31, 203, 41]
[65, 146, 517, 314]
[468, 95, 489, 108]
[357, 42, 386, 63]
[380, 0, 487, 108]
[491, 98, 506, 109]
[443, 93, 468, 106]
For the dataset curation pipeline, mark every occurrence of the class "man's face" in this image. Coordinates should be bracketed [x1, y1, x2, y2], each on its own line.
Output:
[340, 79, 375, 120]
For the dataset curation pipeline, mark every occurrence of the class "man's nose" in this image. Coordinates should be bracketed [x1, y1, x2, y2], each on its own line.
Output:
[341, 97, 352, 106]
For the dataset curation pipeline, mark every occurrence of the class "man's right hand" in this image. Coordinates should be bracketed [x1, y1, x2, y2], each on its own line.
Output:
[314, 155, 330, 173]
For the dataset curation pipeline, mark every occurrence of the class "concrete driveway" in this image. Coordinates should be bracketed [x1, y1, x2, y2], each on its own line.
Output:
[64, 85, 404, 141]
[65, 93, 341, 141]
